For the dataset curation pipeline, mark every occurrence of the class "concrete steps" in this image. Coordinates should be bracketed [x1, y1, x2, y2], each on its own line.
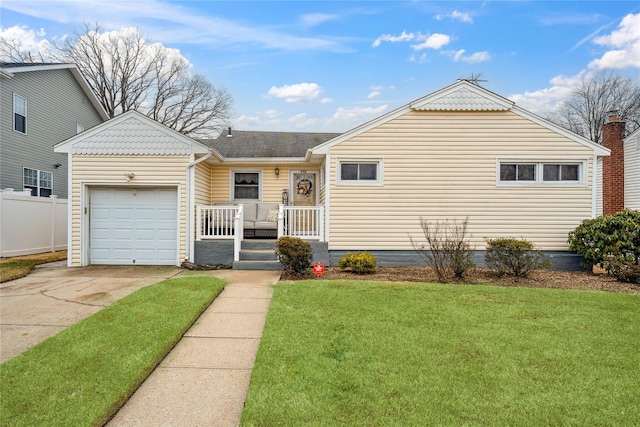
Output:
[233, 240, 282, 270]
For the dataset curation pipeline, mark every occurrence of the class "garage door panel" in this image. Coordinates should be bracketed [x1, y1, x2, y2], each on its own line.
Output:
[90, 188, 178, 265]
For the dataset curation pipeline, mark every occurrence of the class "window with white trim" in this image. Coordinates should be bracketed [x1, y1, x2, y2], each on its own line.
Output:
[337, 159, 383, 185]
[77, 123, 85, 134]
[23, 168, 53, 197]
[498, 162, 584, 185]
[13, 94, 27, 134]
[232, 171, 261, 201]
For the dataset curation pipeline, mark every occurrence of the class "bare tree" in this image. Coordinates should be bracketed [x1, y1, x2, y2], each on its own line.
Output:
[548, 70, 640, 144]
[2, 23, 231, 137]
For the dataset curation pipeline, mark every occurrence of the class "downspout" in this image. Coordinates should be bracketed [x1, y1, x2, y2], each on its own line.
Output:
[185, 150, 213, 263]
[592, 151, 597, 218]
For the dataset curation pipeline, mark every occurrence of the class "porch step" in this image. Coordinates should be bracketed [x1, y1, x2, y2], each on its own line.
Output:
[241, 240, 277, 250]
[233, 260, 283, 270]
[233, 239, 281, 270]
[240, 249, 278, 261]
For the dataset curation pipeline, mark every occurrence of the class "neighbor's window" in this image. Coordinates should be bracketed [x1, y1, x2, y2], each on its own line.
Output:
[77, 123, 85, 134]
[338, 160, 382, 185]
[500, 164, 536, 182]
[13, 93, 27, 134]
[23, 168, 53, 197]
[232, 171, 260, 200]
[543, 164, 580, 182]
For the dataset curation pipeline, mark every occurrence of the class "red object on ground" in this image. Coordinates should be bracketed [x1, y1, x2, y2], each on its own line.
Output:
[313, 263, 325, 277]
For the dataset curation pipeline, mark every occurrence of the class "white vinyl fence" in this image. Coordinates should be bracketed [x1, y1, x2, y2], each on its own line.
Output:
[0, 191, 67, 257]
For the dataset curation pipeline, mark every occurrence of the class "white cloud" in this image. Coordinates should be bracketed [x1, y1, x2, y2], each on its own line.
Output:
[301, 13, 340, 27]
[368, 91, 381, 99]
[372, 30, 414, 47]
[263, 109, 281, 119]
[288, 112, 319, 128]
[0, 1, 348, 53]
[509, 71, 589, 114]
[443, 49, 491, 63]
[436, 10, 473, 24]
[411, 33, 451, 50]
[589, 13, 640, 70]
[0, 25, 54, 61]
[320, 97, 333, 104]
[266, 82, 322, 103]
[330, 105, 388, 124]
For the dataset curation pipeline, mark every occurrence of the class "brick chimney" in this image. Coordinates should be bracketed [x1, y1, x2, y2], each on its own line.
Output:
[601, 110, 625, 216]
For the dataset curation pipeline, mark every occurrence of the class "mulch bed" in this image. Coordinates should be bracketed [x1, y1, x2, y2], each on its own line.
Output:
[281, 266, 640, 294]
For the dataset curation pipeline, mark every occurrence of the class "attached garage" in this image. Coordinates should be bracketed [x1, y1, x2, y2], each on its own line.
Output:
[54, 110, 214, 267]
[90, 187, 178, 265]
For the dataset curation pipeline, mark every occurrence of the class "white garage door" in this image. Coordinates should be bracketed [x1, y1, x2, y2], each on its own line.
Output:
[90, 187, 178, 265]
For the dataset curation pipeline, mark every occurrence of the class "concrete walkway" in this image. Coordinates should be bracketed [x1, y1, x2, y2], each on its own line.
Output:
[107, 269, 280, 427]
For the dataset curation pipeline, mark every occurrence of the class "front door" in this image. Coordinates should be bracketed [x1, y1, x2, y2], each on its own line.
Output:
[292, 171, 317, 207]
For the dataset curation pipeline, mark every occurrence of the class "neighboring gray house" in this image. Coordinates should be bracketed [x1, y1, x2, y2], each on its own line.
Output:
[0, 63, 108, 199]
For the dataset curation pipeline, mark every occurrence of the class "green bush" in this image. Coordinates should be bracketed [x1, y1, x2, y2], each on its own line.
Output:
[568, 209, 640, 284]
[485, 238, 552, 278]
[339, 252, 377, 274]
[276, 236, 313, 276]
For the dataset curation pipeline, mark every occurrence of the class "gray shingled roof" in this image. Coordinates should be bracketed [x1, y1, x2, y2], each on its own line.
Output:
[198, 130, 341, 158]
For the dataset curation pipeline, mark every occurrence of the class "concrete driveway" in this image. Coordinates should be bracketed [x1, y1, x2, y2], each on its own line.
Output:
[0, 263, 185, 363]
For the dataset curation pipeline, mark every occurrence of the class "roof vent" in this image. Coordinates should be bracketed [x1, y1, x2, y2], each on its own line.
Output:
[226, 127, 232, 138]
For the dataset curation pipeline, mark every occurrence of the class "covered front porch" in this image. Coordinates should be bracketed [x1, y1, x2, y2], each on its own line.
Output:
[193, 204, 328, 268]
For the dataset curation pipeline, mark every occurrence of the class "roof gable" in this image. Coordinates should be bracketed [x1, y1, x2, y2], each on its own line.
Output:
[411, 81, 514, 111]
[0, 63, 109, 120]
[313, 80, 609, 156]
[54, 110, 210, 155]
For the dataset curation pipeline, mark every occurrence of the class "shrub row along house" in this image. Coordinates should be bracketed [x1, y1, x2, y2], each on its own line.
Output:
[4, 65, 635, 269]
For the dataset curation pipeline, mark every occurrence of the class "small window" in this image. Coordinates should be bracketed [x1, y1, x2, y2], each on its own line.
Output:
[543, 164, 579, 182]
[13, 94, 27, 134]
[77, 123, 85, 134]
[338, 160, 382, 185]
[500, 164, 535, 181]
[233, 171, 260, 200]
[23, 168, 53, 197]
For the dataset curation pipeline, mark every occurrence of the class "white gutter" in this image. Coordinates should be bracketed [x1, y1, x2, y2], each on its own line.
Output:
[185, 150, 213, 262]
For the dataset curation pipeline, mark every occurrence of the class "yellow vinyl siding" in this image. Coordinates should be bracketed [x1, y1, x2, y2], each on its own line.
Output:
[68, 155, 189, 266]
[194, 162, 212, 207]
[328, 110, 595, 251]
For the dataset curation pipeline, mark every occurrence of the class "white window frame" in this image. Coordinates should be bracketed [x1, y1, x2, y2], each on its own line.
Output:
[23, 167, 53, 197]
[336, 158, 384, 186]
[230, 169, 262, 202]
[77, 122, 85, 134]
[13, 93, 27, 134]
[497, 160, 587, 186]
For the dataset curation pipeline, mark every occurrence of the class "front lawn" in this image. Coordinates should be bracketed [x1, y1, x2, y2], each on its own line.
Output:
[0, 251, 67, 283]
[241, 280, 640, 426]
[0, 276, 225, 427]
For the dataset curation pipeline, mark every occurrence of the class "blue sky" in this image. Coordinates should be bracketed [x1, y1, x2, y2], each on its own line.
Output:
[1, 1, 639, 134]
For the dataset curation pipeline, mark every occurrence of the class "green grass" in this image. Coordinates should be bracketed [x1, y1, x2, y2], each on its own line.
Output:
[0, 251, 67, 283]
[241, 280, 640, 426]
[0, 276, 225, 427]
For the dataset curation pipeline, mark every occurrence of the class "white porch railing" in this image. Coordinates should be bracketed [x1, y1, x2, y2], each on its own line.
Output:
[281, 205, 324, 241]
[196, 204, 324, 262]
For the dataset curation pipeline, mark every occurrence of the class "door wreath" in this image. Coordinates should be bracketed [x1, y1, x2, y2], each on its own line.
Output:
[296, 178, 313, 196]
